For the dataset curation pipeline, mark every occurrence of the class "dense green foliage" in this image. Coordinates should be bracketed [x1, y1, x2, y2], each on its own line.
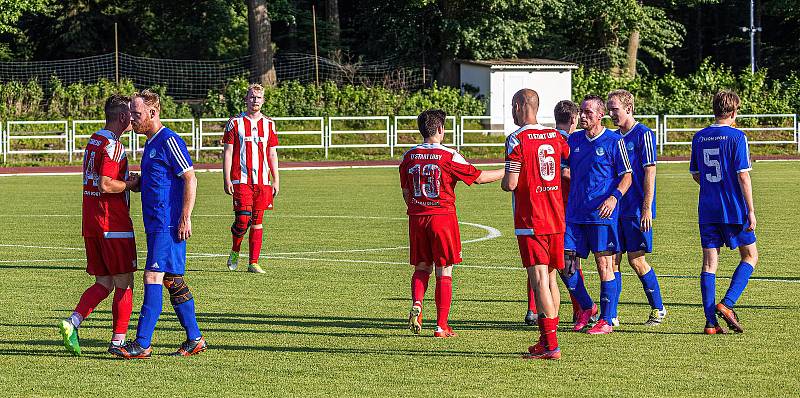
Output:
[1, 164, 799, 396]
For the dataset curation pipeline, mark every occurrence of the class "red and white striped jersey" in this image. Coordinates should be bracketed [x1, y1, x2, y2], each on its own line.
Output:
[82, 129, 134, 238]
[223, 114, 279, 185]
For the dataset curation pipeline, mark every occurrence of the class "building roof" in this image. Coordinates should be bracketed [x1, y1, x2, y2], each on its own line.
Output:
[455, 58, 579, 70]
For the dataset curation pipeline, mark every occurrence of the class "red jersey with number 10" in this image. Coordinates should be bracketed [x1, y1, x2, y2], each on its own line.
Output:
[223, 114, 279, 186]
[505, 124, 570, 235]
[82, 130, 134, 237]
[399, 143, 482, 216]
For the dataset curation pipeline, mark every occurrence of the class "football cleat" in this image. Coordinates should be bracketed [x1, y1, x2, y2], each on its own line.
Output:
[573, 304, 598, 331]
[704, 322, 727, 335]
[408, 303, 422, 335]
[108, 341, 152, 359]
[227, 251, 239, 271]
[433, 326, 457, 338]
[611, 317, 620, 327]
[59, 320, 81, 356]
[524, 347, 561, 360]
[170, 337, 207, 357]
[524, 310, 537, 326]
[645, 308, 667, 326]
[247, 263, 265, 274]
[587, 319, 613, 335]
[528, 341, 545, 356]
[716, 303, 743, 333]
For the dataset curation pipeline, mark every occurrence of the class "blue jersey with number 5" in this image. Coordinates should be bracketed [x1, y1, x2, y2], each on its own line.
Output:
[689, 124, 752, 224]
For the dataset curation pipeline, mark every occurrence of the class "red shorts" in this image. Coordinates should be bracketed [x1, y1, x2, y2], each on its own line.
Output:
[233, 184, 274, 211]
[84, 236, 138, 276]
[408, 214, 462, 267]
[517, 233, 565, 270]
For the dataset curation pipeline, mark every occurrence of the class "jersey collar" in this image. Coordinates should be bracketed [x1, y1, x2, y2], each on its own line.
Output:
[620, 122, 639, 137]
[146, 126, 166, 144]
[585, 128, 608, 142]
[710, 123, 732, 127]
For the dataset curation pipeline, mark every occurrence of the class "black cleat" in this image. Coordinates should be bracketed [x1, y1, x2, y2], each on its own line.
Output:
[108, 341, 152, 359]
[169, 337, 207, 357]
[524, 310, 537, 326]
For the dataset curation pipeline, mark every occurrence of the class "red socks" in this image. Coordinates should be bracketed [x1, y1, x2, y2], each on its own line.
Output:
[411, 270, 431, 304]
[527, 279, 538, 313]
[249, 228, 263, 264]
[232, 235, 244, 252]
[435, 276, 453, 330]
[539, 316, 559, 350]
[111, 287, 133, 335]
[74, 283, 111, 319]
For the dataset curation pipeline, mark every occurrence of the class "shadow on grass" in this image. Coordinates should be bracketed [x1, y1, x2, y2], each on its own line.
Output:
[209, 343, 516, 358]
[0, 264, 83, 271]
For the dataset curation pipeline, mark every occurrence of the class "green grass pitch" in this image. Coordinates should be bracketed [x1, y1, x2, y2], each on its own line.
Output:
[0, 162, 798, 397]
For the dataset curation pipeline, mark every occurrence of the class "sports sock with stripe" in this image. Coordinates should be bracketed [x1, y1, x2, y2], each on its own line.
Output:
[600, 279, 616, 323]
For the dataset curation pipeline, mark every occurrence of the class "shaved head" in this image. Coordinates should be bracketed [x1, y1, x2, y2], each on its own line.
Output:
[512, 89, 540, 126]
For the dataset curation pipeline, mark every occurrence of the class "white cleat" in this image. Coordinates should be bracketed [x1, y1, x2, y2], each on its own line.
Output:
[227, 251, 239, 271]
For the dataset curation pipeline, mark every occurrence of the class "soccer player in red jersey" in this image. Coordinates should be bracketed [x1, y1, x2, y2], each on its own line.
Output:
[223, 83, 280, 274]
[400, 109, 503, 338]
[59, 94, 140, 356]
[503, 89, 569, 360]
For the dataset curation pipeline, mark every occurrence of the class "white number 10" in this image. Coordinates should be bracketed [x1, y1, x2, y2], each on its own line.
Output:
[703, 148, 722, 183]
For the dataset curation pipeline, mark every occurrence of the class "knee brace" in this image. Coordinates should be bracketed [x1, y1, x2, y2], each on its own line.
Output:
[231, 210, 252, 237]
[251, 209, 264, 225]
[163, 273, 193, 305]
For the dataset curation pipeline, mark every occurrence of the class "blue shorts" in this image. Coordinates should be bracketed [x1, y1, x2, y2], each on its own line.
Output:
[618, 218, 653, 253]
[145, 231, 187, 275]
[699, 223, 757, 250]
[565, 222, 620, 259]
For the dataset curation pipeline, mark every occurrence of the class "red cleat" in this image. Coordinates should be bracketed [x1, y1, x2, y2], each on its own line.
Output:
[573, 303, 598, 331]
[587, 319, 613, 335]
[716, 303, 744, 333]
[170, 337, 207, 357]
[704, 322, 727, 335]
[524, 347, 561, 360]
[528, 341, 545, 355]
[434, 326, 457, 338]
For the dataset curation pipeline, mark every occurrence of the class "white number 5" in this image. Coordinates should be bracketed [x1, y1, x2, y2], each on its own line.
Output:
[703, 148, 722, 183]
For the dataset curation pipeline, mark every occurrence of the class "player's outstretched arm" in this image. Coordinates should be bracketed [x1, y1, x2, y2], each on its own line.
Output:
[99, 175, 138, 194]
[222, 144, 234, 195]
[738, 170, 757, 231]
[475, 168, 504, 184]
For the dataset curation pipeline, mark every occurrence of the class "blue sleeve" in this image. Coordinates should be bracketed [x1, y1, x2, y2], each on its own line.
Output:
[733, 134, 752, 173]
[689, 138, 699, 174]
[639, 130, 657, 166]
[614, 139, 632, 176]
[165, 135, 194, 176]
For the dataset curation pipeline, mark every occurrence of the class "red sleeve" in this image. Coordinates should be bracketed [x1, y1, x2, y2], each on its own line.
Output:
[560, 135, 570, 162]
[399, 159, 409, 190]
[99, 141, 122, 179]
[222, 118, 237, 144]
[267, 120, 279, 147]
[448, 152, 481, 186]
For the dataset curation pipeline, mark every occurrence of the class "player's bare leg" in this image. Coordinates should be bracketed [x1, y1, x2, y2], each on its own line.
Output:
[716, 243, 758, 333]
[525, 278, 538, 325]
[409, 263, 432, 334]
[525, 265, 561, 359]
[588, 252, 616, 334]
[433, 265, 456, 338]
[60, 275, 113, 356]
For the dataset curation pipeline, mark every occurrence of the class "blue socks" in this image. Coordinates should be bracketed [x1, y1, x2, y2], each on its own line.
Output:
[722, 262, 754, 309]
[135, 283, 163, 348]
[700, 272, 717, 325]
[561, 271, 594, 311]
[600, 279, 616, 323]
[173, 299, 202, 341]
[640, 269, 664, 310]
[612, 271, 622, 319]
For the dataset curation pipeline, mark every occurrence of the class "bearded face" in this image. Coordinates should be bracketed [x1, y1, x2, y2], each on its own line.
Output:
[130, 98, 154, 134]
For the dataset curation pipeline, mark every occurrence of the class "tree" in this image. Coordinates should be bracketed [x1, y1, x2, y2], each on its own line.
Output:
[247, 0, 277, 86]
[0, 0, 49, 59]
[325, 0, 340, 48]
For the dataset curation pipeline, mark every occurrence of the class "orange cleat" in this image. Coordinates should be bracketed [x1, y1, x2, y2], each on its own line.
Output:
[434, 326, 457, 338]
[704, 322, 727, 335]
[108, 341, 152, 359]
[170, 337, 207, 357]
[716, 303, 744, 333]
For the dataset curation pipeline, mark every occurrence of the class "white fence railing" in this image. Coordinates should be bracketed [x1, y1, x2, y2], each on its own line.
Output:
[2, 114, 799, 162]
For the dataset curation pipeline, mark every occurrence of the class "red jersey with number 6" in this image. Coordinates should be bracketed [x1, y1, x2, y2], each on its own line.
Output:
[505, 124, 570, 235]
[82, 129, 134, 237]
[399, 143, 482, 216]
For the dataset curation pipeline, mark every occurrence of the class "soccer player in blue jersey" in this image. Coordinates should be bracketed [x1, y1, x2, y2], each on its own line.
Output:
[565, 95, 632, 335]
[109, 89, 207, 358]
[689, 90, 758, 335]
[606, 90, 667, 327]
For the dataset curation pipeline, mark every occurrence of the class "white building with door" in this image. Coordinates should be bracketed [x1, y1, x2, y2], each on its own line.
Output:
[456, 59, 578, 133]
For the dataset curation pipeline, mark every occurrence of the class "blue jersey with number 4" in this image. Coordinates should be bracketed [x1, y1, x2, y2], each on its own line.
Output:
[689, 124, 752, 224]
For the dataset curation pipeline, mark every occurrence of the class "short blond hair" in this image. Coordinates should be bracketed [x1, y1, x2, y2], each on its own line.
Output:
[713, 90, 740, 118]
[608, 89, 634, 113]
[133, 89, 161, 112]
[247, 83, 264, 94]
